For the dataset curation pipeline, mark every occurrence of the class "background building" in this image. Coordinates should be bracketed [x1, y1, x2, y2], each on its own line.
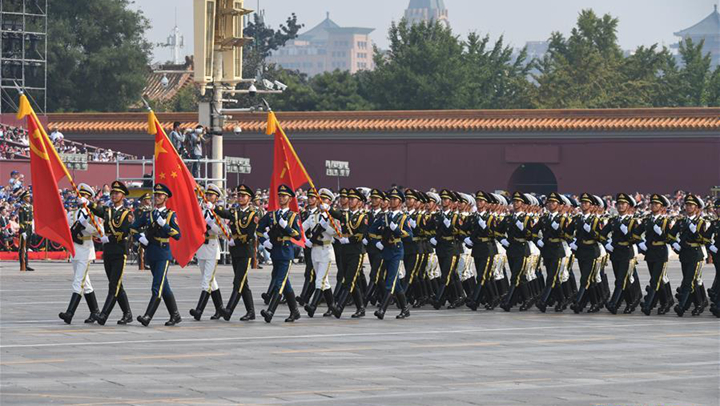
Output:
[674, 5, 720, 67]
[404, 0, 449, 28]
[268, 13, 374, 77]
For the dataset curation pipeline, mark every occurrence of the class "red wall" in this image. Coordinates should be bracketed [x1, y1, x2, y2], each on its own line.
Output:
[11, 133, 719, 195]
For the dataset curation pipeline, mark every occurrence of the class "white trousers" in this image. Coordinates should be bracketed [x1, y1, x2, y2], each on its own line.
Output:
[198, 259, 219, 291]
[312, 259, 333, 290]
[71, 260, 93, 294]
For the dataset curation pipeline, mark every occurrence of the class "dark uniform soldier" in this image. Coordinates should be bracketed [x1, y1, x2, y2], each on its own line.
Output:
[257, 184, 302, 323]
[569, 193, 603, 313]
[134, 193, 152, 270]
[18, 190, 33, 271]
[498, 192, 535, 312]
[298, 189, 319, 306]
[464, 191, 500, 311]
[601, 193, 643, 314]
[131, 183, 182, 326]
[363, 189, 385, 307]
[401, 189, 422, 300]
[332, 188, 368, 319]
[531, 192, 568, 313]
[669, 194, 710, 317]
[638, 194, 674, 315]
[332, 188, 349, 300]
[708, 198, 720, 318]
[90, 181, 134, 325]
[368, 187, 413, 319]
[430, 189, 463, 309]
[216, 184, 258, 321]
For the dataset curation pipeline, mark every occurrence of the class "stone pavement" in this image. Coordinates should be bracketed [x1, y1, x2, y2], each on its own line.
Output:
[0, 259, 718, 406]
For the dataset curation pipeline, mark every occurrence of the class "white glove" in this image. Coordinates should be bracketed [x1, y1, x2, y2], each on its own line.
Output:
[537, 239, 544, 248]
[570, 240, 578, 251]
[478, 217, 487, 229]
[228, 239, 236, 247]
[375, 241, 384, 250]
[139, 234, 149, 246]
[320, 203, 329, 211]
[653, 224, 662, 235]
[78, 196, 89, 206]
[430, 237, 437, 246]
[583, 223, 591, 233]
[362, 238, 368, 246]
[339, 237, 350, 244]
[408, 218, 417, 229]
[279, 217, 288, 229]
[689, 223, 697, 233]
[262, 231, 270, 239]
[638, 241, 647, 251]
[551, 221, 560, 230]
[100, 236, 110, 244]
[672, 242, 681, 252]
[389, 222, 397, 231]
[710, 245, 718, 254]
[605, 242, 614, 252]
[464, 237, 474, 247]
[443, 218, 451, 228]
[263, 240, 273, 250]
[620, 224, 628, 234]
[205, 216, 216, 225]
[156, 216, 166, 227]
[500, 238, 510, 247]
[304, 240, 312, 249]
[515, 220, 524, 231]
[204, 202, 214, 210]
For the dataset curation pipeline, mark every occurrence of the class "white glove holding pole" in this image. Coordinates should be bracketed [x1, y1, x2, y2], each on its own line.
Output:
[228, 239, 236, 247]
[339, 237, 350, 244]
[100, 236, 109, 244]
[78, 196, 89, 206]
[139, 233, 149, 246]
[375, 241, 384, 251]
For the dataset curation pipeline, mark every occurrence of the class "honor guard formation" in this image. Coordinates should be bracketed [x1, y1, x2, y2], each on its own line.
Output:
[29, 181, 720, 326]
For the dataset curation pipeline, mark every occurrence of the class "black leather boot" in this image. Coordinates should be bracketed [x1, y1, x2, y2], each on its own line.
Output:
[322, 288, 336, 317]
[284, 290, 301, 322]
[260, 291, 281, 323]
[333, 287, 349, 319]
[164, 293, 182, 326]
[374, 293, 392, 320]
[137, 296, 161, 327]
[83, 291, 100, 323]
[94, 293, 117, 326]
[59, 293, 82, 324]
[210, 289, 225, 320]
[351, 288, 365, 318]
[116, 290, 132, 325]
[240, 288, 255, 321]
[396, 291, 410, 319]
[305, 289, 322, 318]
[189, 291, 210, 321]
[222, 290, 240, 321]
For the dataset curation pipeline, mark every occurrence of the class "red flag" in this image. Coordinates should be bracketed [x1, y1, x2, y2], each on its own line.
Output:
[16, 95, 75, 256]
[148, 111, 205, 268]
[266, 112, 312, 245]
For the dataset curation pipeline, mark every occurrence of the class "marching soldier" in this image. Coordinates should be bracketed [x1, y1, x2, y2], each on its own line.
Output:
[430, 190, 463, 309]
[131, 183, 182, 326]
[464, 191, 500, 311]
[332, 188, 368, 319]
[59, 184, 101, 324]
[257, 184, 302, 323]
[189, 184, 227, 321]
[498, 192, 534, 312]
[298, 189, 319, 306]
[569, 193, 603, 313]
[333, 188, 349, 300]
[401, 189, 422, 301]
[669, 194, 709, 317]
[302, 188, 339, 317]
[638, 194, 674, 315]
[363, 189, 385, 307]
[708, 198, 720, 317]
[216, 184, 258, 321]
[134, 193, 152, 270]
[531, 192, 568, 313]
[602, 193, 643, 314]
[89, 181, 134, 325]
[18, 190, 33, 271]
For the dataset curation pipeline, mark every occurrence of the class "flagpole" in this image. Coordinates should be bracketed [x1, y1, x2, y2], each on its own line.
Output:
[21, 95, 104, 238]
[196, 186, 233, 241]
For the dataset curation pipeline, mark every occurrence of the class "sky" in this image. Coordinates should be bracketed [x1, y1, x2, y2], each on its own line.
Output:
[129, 0, 719, 63]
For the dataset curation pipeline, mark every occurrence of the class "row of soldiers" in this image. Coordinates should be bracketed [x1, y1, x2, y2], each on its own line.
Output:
[52, 181, 720, 326]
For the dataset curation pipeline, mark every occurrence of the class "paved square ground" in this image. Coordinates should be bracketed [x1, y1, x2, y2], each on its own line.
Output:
[1, 259, 718, 406]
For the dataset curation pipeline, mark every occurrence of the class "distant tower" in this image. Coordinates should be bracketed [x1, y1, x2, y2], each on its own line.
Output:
[158, 9, 185, 64]
[404, 0, 449, 28]
[674, 5, 720, 67]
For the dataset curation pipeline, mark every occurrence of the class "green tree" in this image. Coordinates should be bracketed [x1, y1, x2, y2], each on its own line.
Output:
[311, 70, 374, 111]
[47, 0, 151, 112]
[243, 13, 303, 78]
[676, 38, 713, 106]
[705, 66, 720, 107]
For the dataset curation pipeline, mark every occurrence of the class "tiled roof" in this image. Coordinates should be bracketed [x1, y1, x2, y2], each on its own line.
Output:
[47, 108, 720, 135]
[139, 62, 195, 104]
